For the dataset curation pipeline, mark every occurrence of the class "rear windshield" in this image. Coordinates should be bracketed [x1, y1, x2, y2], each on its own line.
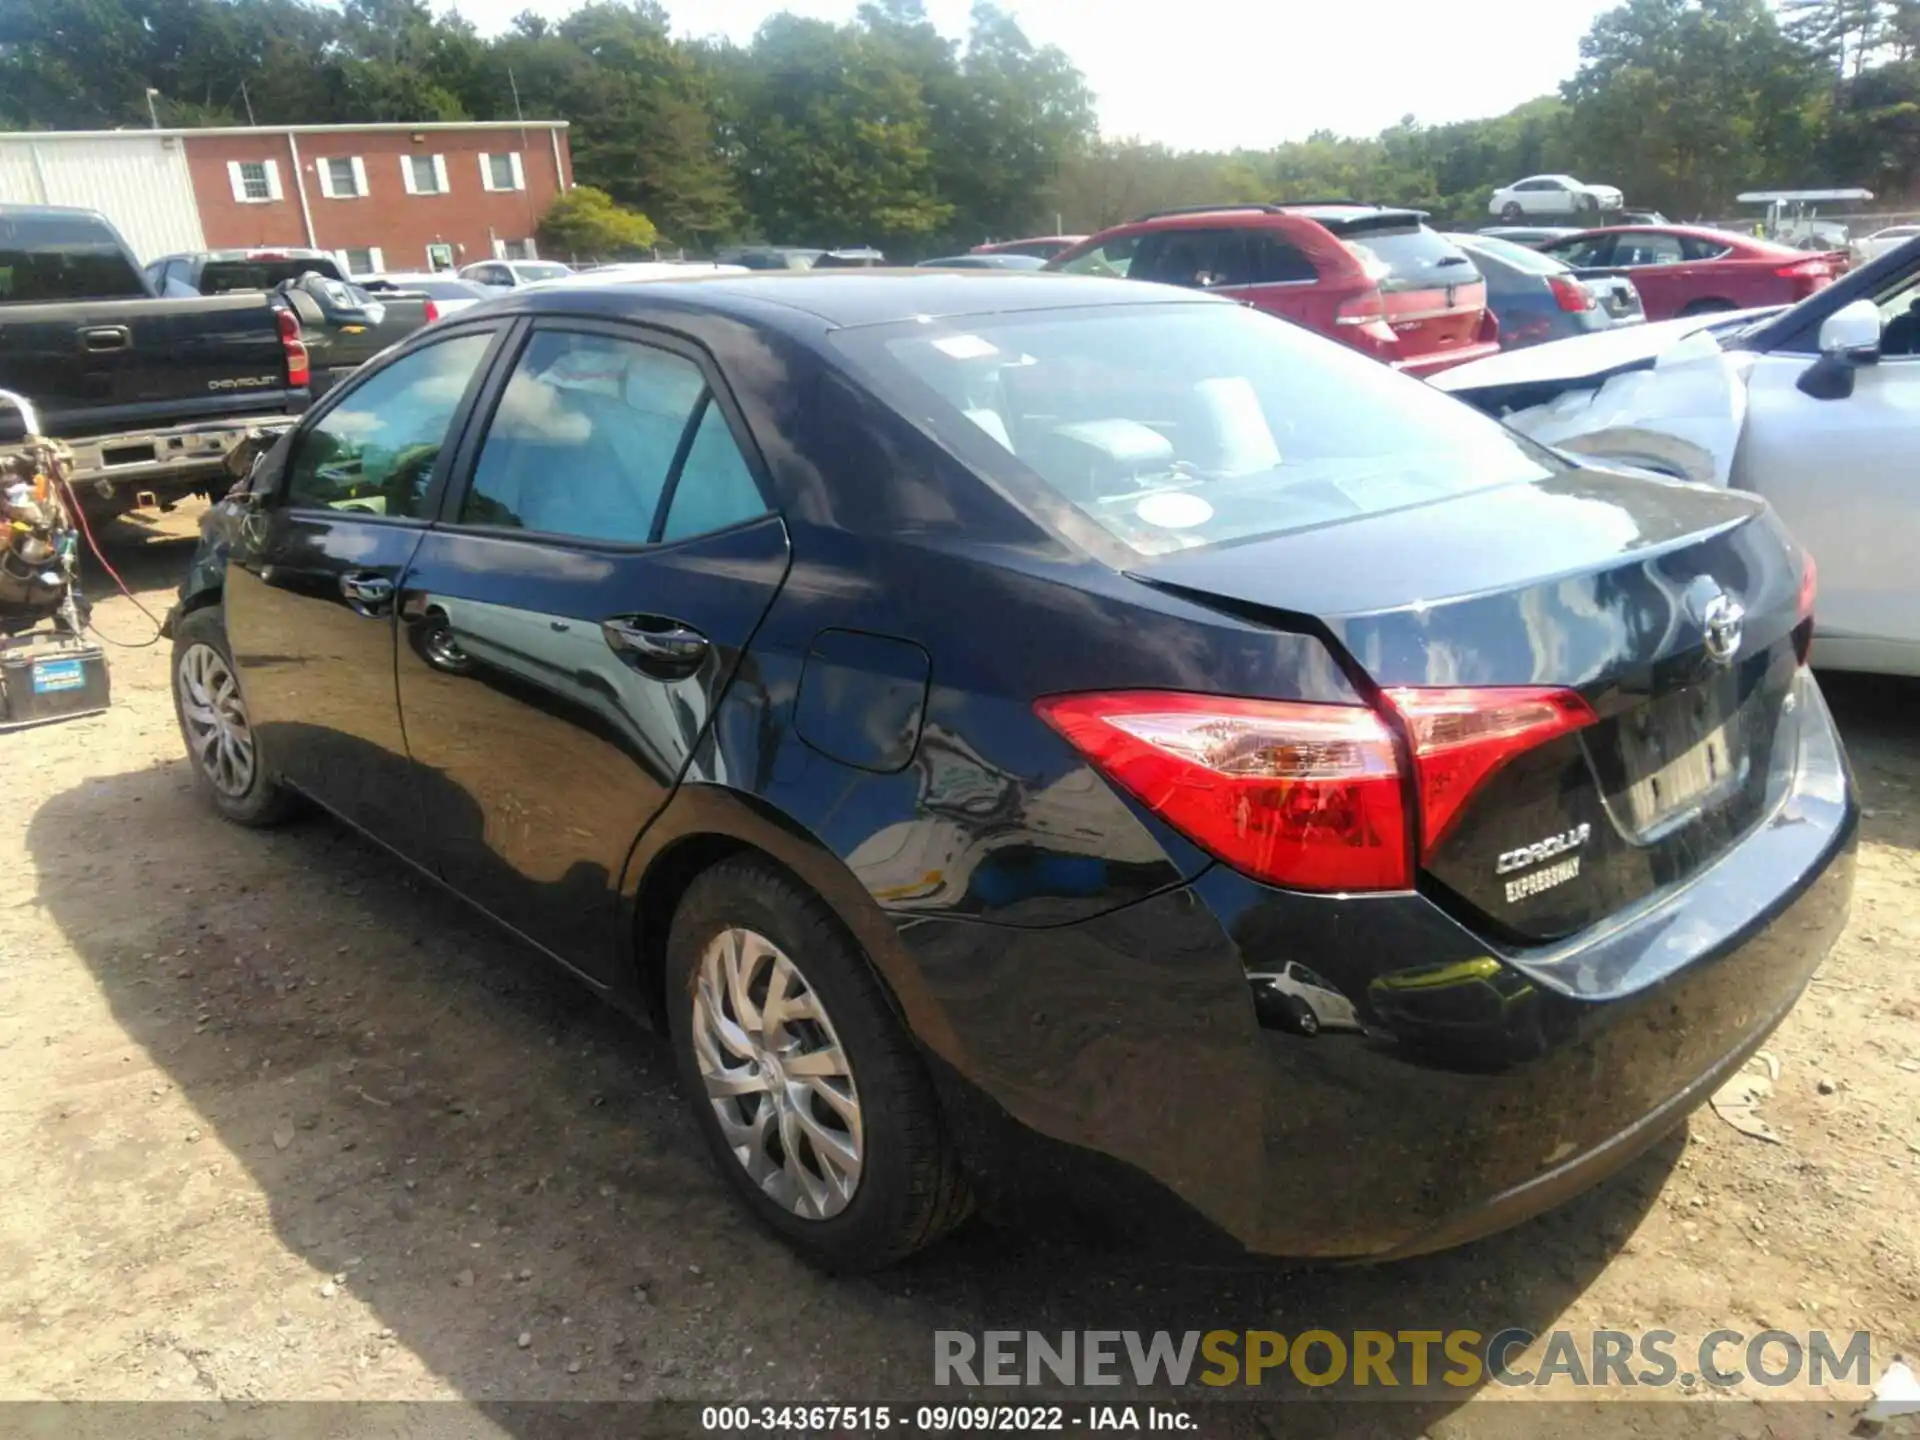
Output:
[1456, 234, 1571, 276]
[513, 263, 572, 281]
[830, 302, 1561, 556]
[1340, 225, 1476, 292]
[202, 259, 341, 293]
[0, 214, 145, 301]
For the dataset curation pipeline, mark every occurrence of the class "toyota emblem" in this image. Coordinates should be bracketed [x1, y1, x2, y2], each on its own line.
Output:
[1701, 593, 1745, 664]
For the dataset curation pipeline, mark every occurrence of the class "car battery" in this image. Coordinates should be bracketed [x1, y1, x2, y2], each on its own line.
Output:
[0, 634, 110, 729]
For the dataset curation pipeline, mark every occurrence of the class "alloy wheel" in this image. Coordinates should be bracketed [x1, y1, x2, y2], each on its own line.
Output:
[177, 642, 256, 799]
[691, 927, 864, 1220]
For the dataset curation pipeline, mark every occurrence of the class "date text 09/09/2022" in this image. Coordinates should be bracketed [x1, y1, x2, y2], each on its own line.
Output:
[700, 1405, 1195, 1432]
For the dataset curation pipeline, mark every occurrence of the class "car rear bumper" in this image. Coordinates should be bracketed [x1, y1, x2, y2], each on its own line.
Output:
[901, 670, 1856, 1258]
[25, 416, 297, 505]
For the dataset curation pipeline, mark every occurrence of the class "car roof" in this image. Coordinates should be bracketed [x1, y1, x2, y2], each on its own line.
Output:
[1562, 223, 1757, 242]
[492, 269, 1212, 330]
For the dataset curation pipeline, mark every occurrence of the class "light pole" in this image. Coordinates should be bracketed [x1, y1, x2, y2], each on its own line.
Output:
[145, 88, 160, 129]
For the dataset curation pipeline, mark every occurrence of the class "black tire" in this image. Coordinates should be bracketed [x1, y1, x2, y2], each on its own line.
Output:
[1290, 999, 1322, 1037]
[665, 855, 971, 1270]
[1500, 201, 1523, 222]
[170, 605, 300, 828]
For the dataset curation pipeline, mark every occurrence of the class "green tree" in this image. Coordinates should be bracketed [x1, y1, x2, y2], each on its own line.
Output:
[727, 13, 951, 246]
[535, 184, 658, 259]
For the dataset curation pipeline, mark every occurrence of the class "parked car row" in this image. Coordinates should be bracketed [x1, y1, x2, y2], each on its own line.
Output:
[1439, 228, 1920, 677]
[1045, 202, 1504, 375]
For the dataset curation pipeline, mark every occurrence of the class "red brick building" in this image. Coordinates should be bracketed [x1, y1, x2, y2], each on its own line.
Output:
[0, 121, 571, 272]
[184, 122, 571, 273]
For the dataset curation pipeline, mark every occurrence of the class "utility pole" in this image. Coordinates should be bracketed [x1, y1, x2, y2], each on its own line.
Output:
[509, 66, 535, 246]
[241, 81, 256, 126]
[145, 88, 161, 129]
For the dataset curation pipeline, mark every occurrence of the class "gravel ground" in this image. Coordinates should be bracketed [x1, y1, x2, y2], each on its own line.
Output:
[1, 509, 1915, 1439]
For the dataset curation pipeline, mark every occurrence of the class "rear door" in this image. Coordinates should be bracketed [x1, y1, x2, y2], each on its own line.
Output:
[222, 324, 505, 853]
[1237, 230, 1326, 327]
[394, 320, 790, 982]
[1581, 229, 1693, 319]
[1129, 228, 1257, 298]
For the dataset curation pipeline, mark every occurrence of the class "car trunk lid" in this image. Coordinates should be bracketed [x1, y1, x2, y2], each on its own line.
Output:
[1305, 209, 1491, 361]
[1131, 468, 1809, 944]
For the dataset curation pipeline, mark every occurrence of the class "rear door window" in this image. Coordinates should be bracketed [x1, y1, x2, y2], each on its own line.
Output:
[459, 328, 764, 546]
[1543, 234, 1616, 268]
[1612, 232, 1686, 267]
[1247, 233, 1318, 284]
[1130, 229, 1254, 290]
[1681, 235, 1734, 261]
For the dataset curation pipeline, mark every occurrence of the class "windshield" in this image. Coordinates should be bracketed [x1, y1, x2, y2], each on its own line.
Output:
[513, 263, 572, 281]
[1456, 234, 1571, 276]
[201, 259, 341, 292]
[831, 302, 1563, 556]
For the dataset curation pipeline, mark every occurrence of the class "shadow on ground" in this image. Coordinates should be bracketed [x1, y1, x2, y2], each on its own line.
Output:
[1819, 670, 1920, 853]
[21, 749, 1692, 1438]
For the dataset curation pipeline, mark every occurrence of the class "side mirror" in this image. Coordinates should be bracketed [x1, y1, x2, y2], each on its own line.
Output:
[1818, 298, 1882, 361]
[1799, 299, 1884, 400]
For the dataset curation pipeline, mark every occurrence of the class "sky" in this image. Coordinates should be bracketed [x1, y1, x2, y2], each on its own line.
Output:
[445, 0, 1619, 151]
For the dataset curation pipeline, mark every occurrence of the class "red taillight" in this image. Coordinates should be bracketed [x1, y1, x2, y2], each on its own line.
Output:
[1795, 550, 1818, 664]
[1035, 692, 1409, 891]
[423, 298, 441, 323]
[1776, 257, 1831, 279]
[1384, 688, 1597, 854]
[1035, 685, 1597, 893]
[275, 306, 310, 388]
[1548, 274, 1594, 313]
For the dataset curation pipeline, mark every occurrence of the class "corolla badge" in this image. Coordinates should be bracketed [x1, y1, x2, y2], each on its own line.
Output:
[1701, 593, 1745, 664]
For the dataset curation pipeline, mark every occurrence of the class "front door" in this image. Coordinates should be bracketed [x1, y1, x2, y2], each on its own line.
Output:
[395, 322, 790, 982]
[1740, 265, 1920, 671]
[223, 326, 502, 851]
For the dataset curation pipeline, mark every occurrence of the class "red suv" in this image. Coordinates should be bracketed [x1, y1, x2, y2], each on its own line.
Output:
[1046, 204, 1500, 377]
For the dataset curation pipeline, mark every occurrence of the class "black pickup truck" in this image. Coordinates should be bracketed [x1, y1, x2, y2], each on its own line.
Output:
[147, 248, 437, 397]
[0, 203, 306, 521]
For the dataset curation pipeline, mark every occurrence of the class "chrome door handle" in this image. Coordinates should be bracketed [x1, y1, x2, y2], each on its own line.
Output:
[602, 615, 709, 677]
[339, 572, 394, 613]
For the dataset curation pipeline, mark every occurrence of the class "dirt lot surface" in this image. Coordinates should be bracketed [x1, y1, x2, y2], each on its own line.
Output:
[1, 509, 1916, 1438]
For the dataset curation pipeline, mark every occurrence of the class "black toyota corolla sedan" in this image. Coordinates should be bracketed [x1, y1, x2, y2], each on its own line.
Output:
[167, 271, 1855, 1270]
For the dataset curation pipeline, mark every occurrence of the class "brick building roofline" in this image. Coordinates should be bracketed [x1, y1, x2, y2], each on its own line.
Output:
[2, 121, 568, 141]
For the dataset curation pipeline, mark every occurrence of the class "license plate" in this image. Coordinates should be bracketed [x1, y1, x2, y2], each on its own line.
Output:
[32, 658, 85, 694]
[1621, 715, 1747, 838]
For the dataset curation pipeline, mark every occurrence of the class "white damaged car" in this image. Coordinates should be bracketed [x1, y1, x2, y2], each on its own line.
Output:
[1436, 236, 1920, 677]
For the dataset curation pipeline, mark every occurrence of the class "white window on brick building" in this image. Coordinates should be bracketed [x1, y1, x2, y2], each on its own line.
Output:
[317, 156, 369, 199]
[226, 159, 283, 203]
[401, 154, 450, 195]
[480, 152, 526, 192]
[340, 247, 385, 275]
